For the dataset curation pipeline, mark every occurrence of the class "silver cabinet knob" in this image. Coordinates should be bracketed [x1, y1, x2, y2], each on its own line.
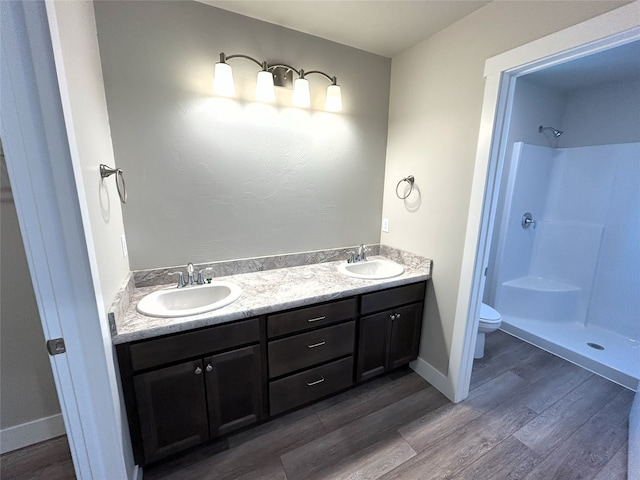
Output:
[194, 366, 203, 375]
[390, 314, 396, 320]
[205, 364, 213, 372]
[396, 313, 401, 319]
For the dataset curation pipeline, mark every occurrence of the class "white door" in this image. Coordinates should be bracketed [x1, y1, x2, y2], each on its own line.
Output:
[1, 2, 131, 478]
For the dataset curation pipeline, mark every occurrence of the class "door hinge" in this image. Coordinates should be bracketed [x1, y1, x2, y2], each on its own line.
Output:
[46, 338, 66, 356]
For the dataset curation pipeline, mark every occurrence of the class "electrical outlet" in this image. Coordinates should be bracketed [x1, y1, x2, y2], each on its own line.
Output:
[382, 217, 389, 233]
[120, 233, 128, 258]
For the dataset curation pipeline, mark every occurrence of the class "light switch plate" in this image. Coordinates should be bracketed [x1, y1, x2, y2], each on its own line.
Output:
[382, 217, 389, 233]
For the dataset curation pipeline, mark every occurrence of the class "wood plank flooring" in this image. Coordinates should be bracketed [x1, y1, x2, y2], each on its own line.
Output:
[1, 331, 632, 480]
[0, 435, 75, 480]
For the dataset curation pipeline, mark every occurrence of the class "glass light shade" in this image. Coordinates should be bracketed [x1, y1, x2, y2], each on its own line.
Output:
[292, 78, 311, 107]
[213, 62, 235, 96]
[325, 84, 342, 112]
[255, 70, 275, 102]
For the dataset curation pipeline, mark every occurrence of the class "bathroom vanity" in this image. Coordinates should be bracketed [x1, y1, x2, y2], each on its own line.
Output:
[111, 248, 431, 466]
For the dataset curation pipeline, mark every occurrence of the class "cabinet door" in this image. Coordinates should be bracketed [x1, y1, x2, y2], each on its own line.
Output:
[205, 345, 262, 437]
[388, 303, 423, 370]
[134, 359, 209, 464]
[356, 310, 391, 382]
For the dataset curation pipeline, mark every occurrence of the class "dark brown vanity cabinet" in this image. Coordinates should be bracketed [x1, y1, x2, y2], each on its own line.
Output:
[267, 297, 357, 415]
[118, 280, 427, 466]
[356, 282, 425, 382]
[117, 318, 263, 465]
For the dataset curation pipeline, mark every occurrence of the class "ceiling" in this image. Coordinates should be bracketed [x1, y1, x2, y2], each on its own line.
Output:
[199, 1, 638, 89]
[199, 1, 491, 58]
[524, 39, 640, 91]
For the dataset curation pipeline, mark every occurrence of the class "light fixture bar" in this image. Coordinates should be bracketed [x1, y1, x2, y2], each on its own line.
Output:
[213, 52, 341, 111]
[303, 70, 336, 84]
[222, 53, 264, 68]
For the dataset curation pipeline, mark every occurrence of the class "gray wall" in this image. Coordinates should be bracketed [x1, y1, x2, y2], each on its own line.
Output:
[561, 76, 640, 146]
[94, 1, 391, 271]
[0, 152, 61, 442]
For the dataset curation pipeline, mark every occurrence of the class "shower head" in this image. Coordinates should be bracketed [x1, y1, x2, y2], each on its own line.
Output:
[538, 125, 563, 138]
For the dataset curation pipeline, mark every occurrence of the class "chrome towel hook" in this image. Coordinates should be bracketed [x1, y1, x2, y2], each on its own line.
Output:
[395, 175, 415, 199]
[100, 164, 127, 204]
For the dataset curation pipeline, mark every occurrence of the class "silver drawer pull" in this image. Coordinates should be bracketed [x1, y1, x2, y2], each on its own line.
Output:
[307, 341, 326, 349]
[307, 316, 326, 323]
[307, 376, 325, 386]
[194, 367, 203, 375]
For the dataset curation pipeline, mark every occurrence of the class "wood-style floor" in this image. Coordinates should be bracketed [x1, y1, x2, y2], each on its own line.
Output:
[1, 331, 632, 480]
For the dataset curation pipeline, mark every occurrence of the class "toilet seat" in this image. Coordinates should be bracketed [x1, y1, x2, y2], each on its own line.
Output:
[480, 303, 501, 323]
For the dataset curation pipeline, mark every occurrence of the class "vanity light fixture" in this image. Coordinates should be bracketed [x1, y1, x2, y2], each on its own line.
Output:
[213, 52, 342, 112]
[215, 53, 275, 101]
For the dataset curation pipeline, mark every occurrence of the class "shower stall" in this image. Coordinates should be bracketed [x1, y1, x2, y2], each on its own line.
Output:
[488, 141, 640, 390]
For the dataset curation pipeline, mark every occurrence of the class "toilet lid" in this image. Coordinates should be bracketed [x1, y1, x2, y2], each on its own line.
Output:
[480, 303, 501, 321]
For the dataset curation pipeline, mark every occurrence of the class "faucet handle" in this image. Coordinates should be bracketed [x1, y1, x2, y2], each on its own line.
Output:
[168, 271, 186, 288]
[347, 252, 356, 263]
[196, 267, 213, 285]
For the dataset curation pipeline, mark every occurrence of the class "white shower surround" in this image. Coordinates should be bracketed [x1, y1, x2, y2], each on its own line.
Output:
[492, 141, 640, 390]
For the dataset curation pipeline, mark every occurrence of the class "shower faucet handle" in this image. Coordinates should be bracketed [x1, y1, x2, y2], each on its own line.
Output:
[521, 212, 536, 229]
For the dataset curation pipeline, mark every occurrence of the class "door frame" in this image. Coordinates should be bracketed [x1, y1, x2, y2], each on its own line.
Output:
[451, 2, 640, 402]
[1, 2, 131, 478]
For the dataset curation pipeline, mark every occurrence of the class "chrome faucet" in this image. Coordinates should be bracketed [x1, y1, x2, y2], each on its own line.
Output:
[169, 263, 213, 287]
[347, 244, 368, 263]
[187, 262, 196, 285]
[357, 244, 367, 262]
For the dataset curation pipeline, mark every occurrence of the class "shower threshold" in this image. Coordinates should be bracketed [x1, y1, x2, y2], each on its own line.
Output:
[500, 316, 639, 391]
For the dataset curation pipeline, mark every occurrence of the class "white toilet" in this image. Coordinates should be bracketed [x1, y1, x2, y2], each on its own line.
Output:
[474, 303, 502, 359]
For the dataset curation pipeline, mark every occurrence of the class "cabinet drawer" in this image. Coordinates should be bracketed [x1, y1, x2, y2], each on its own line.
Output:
[267, 298, 356, 338]
[269, 356, 353, 416]
[360, 282, 425, 315]
[269, 321, 355, 378]
[129, 318, 260, 372]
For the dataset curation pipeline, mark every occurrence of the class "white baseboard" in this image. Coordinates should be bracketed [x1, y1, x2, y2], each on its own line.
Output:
[0, 413, 66, 454]
[410, 356, 456, 402]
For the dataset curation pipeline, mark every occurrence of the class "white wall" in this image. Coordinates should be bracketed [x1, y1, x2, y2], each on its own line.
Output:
[44, 0, 136, 476]
[549, 144, 640, 336]
[487, 71, 640, 309]
[0, 152, 63, 452]
[93, 1, 391, 271]
[47, 1, 130, 310]
[484, 78, 566, 303]
[382, 1, 626, 376]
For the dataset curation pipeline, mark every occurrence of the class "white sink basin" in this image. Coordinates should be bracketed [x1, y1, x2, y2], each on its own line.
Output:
[136, 281, 241, 318]
[338, 258, 404, 280]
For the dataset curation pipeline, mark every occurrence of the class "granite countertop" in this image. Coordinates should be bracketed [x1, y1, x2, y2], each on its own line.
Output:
[109, 246, 432, 345]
